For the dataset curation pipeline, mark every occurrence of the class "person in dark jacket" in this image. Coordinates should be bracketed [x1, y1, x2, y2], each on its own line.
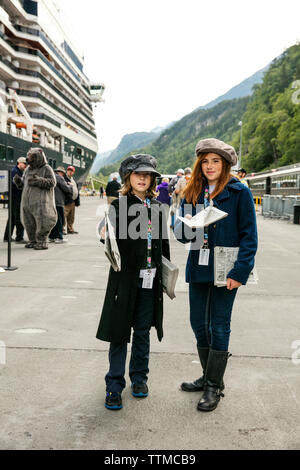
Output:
[168, 169, 184, 230]
[96, 154, 170, 410]
[105, 175, 121, 205]
[3, 157, 27, 243]
[64, 166, 80, 234]
[49, 167, 73, 244]
[174, 138, 257, 412]
[156, 177, 171, 220]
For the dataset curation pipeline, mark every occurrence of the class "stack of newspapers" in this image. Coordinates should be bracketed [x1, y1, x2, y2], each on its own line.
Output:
[162, 256, 179, 299]
[104, 213, 121, 272]
[214, 246, 258, 287]
[177, 201, 228, 228]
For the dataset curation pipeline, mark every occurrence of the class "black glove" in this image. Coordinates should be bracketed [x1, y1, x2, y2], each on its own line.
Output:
[13, 174, 23, 188]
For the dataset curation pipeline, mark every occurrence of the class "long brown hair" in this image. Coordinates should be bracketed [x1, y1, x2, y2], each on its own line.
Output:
[183, 153, 232, 206]
[120, 172, 158, 198]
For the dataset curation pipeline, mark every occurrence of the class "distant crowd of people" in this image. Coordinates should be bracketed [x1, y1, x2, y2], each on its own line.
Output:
[3, 148, 80, 249]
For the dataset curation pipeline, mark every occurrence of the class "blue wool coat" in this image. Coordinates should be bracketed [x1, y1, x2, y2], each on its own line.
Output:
[174, 178, 258, 285]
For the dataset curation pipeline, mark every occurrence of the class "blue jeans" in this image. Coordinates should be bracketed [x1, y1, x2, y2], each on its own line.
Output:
[105, 280, 155, 393]
[189, 282, 238, 351]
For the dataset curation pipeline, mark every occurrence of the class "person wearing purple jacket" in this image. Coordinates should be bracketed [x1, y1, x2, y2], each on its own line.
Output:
[156, 178, 171, 220]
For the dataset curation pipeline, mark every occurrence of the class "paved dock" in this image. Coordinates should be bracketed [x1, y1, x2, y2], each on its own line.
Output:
[0, 198, 299, 450]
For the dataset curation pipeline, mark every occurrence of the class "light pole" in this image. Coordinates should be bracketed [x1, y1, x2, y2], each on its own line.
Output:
[238, 121, 243, 169]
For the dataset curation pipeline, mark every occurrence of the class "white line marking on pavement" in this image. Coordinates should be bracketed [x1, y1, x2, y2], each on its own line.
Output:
[74, 280, 94, 284]
[15, 328, 47, 334]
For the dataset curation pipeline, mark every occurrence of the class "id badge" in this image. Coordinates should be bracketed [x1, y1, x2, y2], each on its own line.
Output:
[140, 268, 156, 289]
[198, 248, 210, 266]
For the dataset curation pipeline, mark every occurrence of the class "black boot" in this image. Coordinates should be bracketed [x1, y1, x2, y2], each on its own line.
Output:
[181, 347, 209, 392]
[197, 349, 230, 412]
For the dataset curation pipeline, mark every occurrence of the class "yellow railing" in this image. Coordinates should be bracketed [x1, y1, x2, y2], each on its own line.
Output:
[253, 196, 262, 211]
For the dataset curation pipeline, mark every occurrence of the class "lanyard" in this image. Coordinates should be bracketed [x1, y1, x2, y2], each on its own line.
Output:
[203, 186, 210, 248]
[144, 197, 152, 268]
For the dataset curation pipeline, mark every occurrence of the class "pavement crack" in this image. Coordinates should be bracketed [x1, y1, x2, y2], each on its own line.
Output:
[2, 345, 292, 360]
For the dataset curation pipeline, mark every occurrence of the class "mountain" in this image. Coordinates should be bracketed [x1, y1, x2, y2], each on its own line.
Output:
[141, 44, 300, 173]
[195, 65, 269, 111]
[150, 121, 176, 134]
[96, 50, 300, 177]
[90, 150, 112, 175]
[142, 96, 251, 173]
[107, 131, 159, 165]
[92, 125, 173, 175]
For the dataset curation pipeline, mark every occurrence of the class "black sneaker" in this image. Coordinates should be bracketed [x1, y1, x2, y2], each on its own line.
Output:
[105, 392, 122, 410]
[131, 383, 148, 398]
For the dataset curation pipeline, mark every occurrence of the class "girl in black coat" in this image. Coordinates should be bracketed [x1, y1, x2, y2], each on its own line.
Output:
[96, 154, 170, 410]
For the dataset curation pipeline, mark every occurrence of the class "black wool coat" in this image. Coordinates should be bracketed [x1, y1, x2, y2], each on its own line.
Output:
[96, 194, 170, 344]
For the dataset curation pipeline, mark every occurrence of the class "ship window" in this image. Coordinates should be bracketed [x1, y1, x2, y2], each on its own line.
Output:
[76, 147, 83, 156]
[0, 145, 5, 160]
[52, 160, 57, 169]
[7, 147, 14, 162]
[48, 159, 53, 167]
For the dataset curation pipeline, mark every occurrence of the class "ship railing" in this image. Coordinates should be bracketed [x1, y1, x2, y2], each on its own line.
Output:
[28, 112, 61, 128]
[13, 24, 39, 37]
[15, 89, 97, 139]
[1, 38, 92, 111]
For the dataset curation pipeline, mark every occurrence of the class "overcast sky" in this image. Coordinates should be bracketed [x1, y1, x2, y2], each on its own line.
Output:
[58, 0, 300, 153]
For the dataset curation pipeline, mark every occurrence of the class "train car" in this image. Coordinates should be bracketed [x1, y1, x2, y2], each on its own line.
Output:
[246, 163, 300, 197]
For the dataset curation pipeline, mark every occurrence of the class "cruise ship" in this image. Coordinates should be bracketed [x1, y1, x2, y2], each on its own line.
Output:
[0, 0, 104, 182]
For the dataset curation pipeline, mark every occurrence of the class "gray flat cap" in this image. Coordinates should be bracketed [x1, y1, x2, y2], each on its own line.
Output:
[119, 154, 161, 182]
[195, 138, 237, 166]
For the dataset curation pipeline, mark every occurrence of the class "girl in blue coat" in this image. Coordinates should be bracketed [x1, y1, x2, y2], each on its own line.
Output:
[174, 138, 257, 412]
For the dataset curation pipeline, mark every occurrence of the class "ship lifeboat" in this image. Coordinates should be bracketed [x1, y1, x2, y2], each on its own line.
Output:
[32, 131, 40, 143]
[16, 122, 27, 129]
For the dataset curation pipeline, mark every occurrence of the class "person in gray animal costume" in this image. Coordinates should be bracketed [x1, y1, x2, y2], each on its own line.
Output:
[14, 147, 57, 250]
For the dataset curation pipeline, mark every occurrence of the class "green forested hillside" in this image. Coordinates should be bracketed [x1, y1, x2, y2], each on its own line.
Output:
[231, 43, 300, 171]
[143, 97, 250, 173]
[97, 97, 250, 177]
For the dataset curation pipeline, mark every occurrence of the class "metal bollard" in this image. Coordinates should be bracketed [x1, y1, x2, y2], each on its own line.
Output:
[293, 203, 300, 224]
